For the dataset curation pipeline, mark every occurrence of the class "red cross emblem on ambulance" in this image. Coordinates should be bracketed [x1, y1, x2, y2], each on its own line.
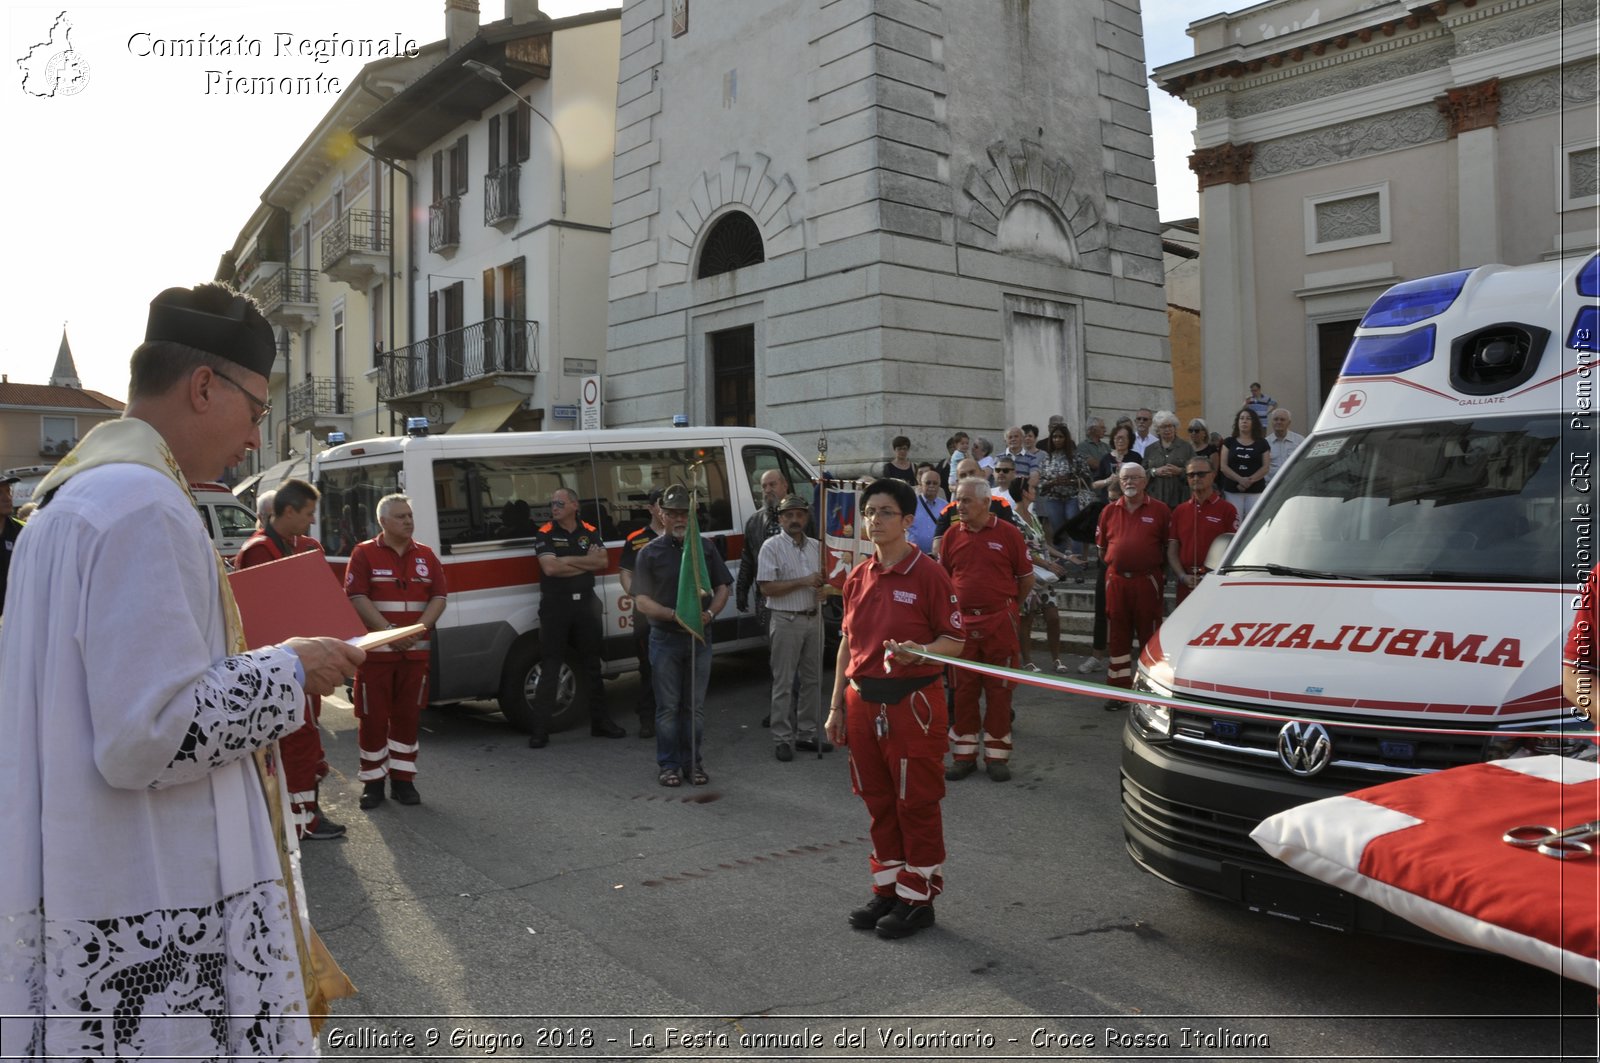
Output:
[1335, 390, 1367, 418]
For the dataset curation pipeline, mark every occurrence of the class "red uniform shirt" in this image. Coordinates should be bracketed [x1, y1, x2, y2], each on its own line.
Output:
[1168, 492, 1237, 573]
[938, 514, 1030, 611]
[236, 529, 323, 570]
[1097, 497, 1170, 575]
[345, 536, 448, 661]
[841, 547, 964, 681]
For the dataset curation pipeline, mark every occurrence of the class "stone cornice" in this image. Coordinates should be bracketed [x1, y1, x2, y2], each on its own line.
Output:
[1153, 0, 1566, 100]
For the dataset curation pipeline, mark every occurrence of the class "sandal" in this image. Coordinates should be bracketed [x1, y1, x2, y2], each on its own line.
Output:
[689, 767, 710, 786]
[658, 768, 682, 788]
[1054, 658, 1070, 675]
[1025, 661, 1041, 673]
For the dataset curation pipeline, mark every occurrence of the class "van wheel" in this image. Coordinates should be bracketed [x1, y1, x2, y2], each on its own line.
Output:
[499, 640, 590, 734]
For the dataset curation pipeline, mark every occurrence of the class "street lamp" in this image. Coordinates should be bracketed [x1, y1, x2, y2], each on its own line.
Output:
[463, 59, 567, 217]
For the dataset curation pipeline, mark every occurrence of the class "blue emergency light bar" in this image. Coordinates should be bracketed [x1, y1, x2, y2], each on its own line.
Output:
[1578, 253, 1600, 298]
[1341, 324, 1436, 377]
[1360, 269, 1473, 328]
[1569, 306, 1600, 353]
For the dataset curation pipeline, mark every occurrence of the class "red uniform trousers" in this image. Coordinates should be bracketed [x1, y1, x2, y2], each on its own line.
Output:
[281, 695, 330, 837]
[355, 657, 429, 783]
[950, 608, 1018, 764]
[1106, 570, 1164, 688]
[845, 682, 949, 905]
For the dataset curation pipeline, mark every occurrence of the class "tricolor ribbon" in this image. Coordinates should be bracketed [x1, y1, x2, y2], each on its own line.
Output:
[902, 648, 1599, 743]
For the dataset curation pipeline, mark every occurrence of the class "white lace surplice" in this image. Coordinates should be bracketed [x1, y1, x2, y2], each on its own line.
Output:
[0, 464, 313, 1059]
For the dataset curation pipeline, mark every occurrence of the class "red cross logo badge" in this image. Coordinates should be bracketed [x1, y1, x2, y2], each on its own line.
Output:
[1335, 390, 1367, 418]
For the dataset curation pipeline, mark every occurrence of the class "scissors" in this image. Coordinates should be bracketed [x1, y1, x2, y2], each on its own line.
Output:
[1502, 819, 1600, 860]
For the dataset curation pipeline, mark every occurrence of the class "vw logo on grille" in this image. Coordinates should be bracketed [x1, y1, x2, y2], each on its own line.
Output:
[1277, 720, 1332, 777]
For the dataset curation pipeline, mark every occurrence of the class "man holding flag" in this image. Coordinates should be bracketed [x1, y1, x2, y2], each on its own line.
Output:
[631, 484, 733, 787]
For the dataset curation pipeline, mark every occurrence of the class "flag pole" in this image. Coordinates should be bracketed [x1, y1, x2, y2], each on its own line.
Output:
[814, 430, 828, 760]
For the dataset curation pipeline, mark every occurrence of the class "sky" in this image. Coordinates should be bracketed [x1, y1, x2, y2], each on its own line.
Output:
[1, 0, 1207, 401]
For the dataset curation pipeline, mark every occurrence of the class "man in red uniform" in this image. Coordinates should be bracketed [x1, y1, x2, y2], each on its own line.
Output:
[1098, 463, 1169, 711]
[346, 493, 448, 809]
[826, 478, 964, 938]
[1166, 456, 1238, 608]
[939, 476, 1032, 782]
[235, 477, 345, 839]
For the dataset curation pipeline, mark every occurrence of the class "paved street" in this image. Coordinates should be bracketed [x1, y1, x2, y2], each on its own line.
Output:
[305, 652, 1597, 1061]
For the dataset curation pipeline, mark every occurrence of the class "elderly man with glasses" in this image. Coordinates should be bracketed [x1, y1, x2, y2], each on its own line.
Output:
[1096, 463, 1169, 711]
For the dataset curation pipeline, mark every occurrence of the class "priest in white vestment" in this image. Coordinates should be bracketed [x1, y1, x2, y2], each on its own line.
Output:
[0, 284, 365, 1059]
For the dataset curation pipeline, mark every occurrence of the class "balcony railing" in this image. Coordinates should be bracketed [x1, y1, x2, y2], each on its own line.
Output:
[378, 318, 539, 401]
[251, 267, 317, 315]
[321, 209, 389, 272]
[429, 196, 461, 252]
[287, 376, 354, 425]
[485, 165, 520, 226]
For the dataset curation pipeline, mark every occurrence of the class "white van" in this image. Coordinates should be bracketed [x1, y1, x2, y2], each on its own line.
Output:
[313, 426, 818, 731]
[1122, 254, 1597, 940]
[191, 482, 260, 565]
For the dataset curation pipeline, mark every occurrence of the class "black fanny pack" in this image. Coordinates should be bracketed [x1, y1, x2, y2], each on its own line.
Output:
[850, 673, 940, 703]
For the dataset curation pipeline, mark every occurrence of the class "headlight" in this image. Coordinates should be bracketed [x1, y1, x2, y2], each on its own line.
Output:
[1485, 731, 1599, 763]
[1131, 674, 1173, 739]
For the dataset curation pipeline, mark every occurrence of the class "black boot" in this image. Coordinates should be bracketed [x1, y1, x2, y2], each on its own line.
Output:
[390, 778, 421, 805]
[848, 893, 897, 930]
[358, 780, 386, 810]
[875, 900, 936, 939]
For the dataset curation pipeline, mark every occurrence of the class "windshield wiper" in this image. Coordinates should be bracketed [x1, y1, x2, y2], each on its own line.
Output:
[1361, 571, 1528, 583]
[1220, 563, 1364, 580]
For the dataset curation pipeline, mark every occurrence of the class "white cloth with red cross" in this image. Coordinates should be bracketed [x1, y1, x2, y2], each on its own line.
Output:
[1252, 755, 1600, 987]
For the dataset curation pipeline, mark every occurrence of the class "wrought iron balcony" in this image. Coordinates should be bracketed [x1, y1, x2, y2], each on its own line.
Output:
[429, 196, 462, 252]
[321, 209, 389, 287]
[249, 267, 319, 331]
[287, 376, 355, 427]
[378, 318, 539, 401]
[484, 165, 520, 226]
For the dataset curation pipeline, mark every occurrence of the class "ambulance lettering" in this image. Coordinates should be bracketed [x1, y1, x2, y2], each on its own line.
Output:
[1187, 622, 1524, 667]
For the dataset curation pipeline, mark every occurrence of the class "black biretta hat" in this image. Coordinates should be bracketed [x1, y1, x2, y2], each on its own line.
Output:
[145, 286, 276, 378]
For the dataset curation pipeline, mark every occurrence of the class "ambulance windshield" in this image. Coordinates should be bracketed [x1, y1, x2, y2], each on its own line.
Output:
[1225, 414, 1569, 583]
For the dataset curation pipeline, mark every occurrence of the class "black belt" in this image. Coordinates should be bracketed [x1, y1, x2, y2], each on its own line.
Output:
[963, 604, 1007, 615]
[772, 608, 818, 617]
[1112, 568, 1160, 580]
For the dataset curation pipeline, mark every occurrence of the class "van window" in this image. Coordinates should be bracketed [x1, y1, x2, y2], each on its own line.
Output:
[592, 447, 732, 538]
[213, 503, 257, 540]
[318, 461, 401, 556]
[740, 444, 812, 510]
[1226, 414, 1564, 583]
[431, 455, 600, 550]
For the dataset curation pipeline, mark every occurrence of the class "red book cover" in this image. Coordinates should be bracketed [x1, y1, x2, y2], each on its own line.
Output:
[227, 549, 366, 649]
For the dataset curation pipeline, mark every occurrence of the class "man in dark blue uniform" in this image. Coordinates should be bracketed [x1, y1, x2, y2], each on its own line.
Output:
[528, 486, 626, 747]
[619, 487, 665, 738]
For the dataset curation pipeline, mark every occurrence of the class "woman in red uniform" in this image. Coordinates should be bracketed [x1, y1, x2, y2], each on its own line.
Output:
[826, 478, 965, 939]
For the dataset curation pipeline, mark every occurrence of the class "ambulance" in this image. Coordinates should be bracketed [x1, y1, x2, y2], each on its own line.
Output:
[1122, 254, 1597, 939]
[313, 426, 819, 732]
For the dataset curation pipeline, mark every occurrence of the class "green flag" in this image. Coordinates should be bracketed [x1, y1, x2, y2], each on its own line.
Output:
[674, 500, 711, 643]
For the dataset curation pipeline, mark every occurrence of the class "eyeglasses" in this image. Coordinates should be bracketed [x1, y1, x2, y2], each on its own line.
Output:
[550, 498, 571, 508]
[1135, 416, 1151, 423]
[212, 367, 272, 426]
[862, 507, 903, 520]
[1189, 426, 1207, 433]
[1185, 471, 1212, 479]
